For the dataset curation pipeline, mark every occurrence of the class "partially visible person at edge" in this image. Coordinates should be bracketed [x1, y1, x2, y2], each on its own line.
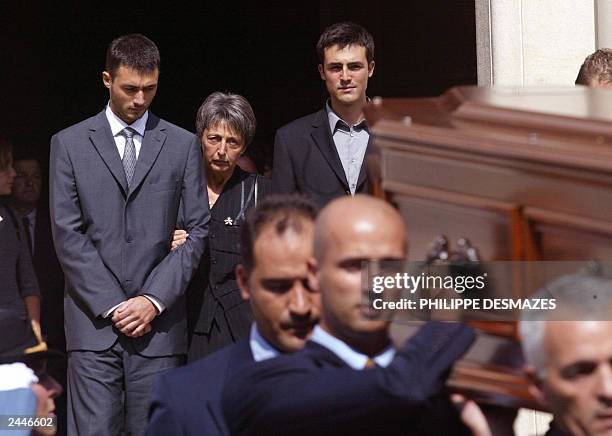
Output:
[520, 274, 612, 436]
[8, 153, 67, 435]
[576, 48, 612, 88]
[171, 91, 271, 362]
[0, 139, 41, 341]
[0, 307, 64, 436]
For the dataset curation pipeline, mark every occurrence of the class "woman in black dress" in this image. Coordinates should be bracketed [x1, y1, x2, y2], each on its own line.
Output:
[175, 92, 270, 362]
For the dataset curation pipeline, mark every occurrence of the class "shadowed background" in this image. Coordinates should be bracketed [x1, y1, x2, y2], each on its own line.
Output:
[0, 1, 476, 173]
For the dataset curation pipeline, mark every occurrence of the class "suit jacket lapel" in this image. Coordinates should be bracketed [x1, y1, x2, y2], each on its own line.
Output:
[128, 113, 167, 198]
[311, 109, 349, 189]
[89, 111, 128, 195]
[356, 134, 372, 190]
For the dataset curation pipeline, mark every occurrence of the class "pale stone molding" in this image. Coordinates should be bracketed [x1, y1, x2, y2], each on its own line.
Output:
[476, 0, 595, 86]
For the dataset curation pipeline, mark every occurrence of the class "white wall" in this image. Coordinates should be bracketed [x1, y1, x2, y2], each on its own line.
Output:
[476, 0, 596, 86]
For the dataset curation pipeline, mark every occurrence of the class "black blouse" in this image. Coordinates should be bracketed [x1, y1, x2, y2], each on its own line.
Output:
[187, 167, 271, 335]
[0, 202, 40, 312]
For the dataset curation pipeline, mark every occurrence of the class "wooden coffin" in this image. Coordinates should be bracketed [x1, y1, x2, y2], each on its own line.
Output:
[366, 86, 612, 412]
[364, 86, 612, 265]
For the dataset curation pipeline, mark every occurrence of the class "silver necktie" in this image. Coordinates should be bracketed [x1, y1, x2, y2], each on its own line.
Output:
[122, 127, 137, 186]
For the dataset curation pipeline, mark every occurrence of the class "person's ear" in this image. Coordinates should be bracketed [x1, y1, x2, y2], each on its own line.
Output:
[318, 64, 325, 81]
[236, 264, 250, 300]
[102, 71, 112, 89]
[368, 61, 375, 78]
[307, 257, 320, 293]
[524, 365, 547, 406]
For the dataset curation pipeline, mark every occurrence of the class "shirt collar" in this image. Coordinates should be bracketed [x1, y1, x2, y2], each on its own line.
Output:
[105, 104, 148, 138]
[249, 323, 281, 362]
[310, 325, 395, 369]
[325, 99, 369, 134]
[24, 208, 36, 222]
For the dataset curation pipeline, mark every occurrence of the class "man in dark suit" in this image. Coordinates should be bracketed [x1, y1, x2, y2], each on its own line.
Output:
[49, 34, 209, 435]
[147, 195, 319, 436]
[222, 195, 477, 435]
[9, 155, 67, 435]
[272, 22, 375, 207]
[9, 156, 63, 345]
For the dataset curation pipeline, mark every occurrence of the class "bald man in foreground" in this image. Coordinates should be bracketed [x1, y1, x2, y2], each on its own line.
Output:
[222, 195, 477, 435]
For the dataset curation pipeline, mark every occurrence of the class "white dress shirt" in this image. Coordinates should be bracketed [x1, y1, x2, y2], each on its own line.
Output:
[105, 104, 148, 159]
[102, 105, 164, 317]
[249, 323, 281, 362]
[326, 101, 369, 195]
[310, 325, 395, 369]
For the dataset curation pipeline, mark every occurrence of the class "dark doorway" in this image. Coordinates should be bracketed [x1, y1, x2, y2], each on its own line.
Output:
[1, 1, 476, 171]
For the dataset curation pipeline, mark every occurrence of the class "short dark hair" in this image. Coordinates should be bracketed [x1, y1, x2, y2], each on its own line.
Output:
[240, 195, 318, 273]
[576, 48, 612, 85]
[0, 139, 13, 171]
[195, 92, 257, 146]
[316, 22, 375, 64]
[105, 34, 160, 77]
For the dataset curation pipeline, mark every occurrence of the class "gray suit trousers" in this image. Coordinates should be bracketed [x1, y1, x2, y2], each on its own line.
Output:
[67, 337, 183, 436]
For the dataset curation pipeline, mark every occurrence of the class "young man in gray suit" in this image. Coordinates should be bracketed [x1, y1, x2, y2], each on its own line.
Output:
[49, 34, 209, 435]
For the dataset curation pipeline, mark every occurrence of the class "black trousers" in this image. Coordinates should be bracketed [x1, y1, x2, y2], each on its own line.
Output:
[67, 336, 184, 436]
[187, 312, 235, 363]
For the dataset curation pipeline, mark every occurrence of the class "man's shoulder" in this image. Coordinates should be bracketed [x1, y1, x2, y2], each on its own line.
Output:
[277, 108, 326, 135]
[158, 340, 251, 390]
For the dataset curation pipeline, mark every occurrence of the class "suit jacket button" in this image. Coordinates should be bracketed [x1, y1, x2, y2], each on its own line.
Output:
[126, 236, 133, 243]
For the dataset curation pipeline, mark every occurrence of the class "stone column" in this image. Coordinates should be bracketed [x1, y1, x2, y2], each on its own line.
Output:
[476, 0, 595, 86]
[596, 0, 612, 48]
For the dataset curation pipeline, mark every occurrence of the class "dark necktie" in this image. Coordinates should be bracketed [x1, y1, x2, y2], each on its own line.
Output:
[122, 127, 137, 187]
[22, 215, 33, 254]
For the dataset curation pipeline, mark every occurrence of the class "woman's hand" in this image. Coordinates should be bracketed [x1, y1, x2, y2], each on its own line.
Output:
[171, 229, 189, 251]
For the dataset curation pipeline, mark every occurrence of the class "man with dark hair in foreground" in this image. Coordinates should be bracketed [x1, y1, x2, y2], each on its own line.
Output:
[50, 33, 208, 435]
[147, 195, 320, 436]
[222, 195, 477, 435]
